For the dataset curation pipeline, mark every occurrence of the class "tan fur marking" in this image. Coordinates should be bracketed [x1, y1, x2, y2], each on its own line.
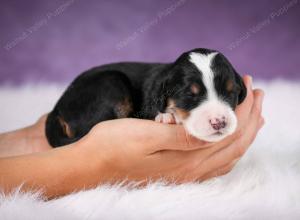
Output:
[226, 80, 234, 92]
[116, 97, 133, 118]
[58, 116, 74, 138]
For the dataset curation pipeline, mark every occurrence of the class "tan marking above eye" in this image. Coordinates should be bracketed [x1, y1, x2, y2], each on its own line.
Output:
[190, 83, 200, 94]
[226, 80, 234, 92]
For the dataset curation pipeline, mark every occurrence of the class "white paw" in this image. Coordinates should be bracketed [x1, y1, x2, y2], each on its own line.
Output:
[155, 112, 176, 124]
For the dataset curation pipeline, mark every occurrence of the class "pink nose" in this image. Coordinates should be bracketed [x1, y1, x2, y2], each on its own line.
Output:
[209, 117, 226, 130]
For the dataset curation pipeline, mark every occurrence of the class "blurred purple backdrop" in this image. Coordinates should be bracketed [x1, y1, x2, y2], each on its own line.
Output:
[0, 0, 299, 85]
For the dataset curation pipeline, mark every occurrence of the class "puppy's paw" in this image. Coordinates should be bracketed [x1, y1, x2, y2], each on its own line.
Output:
[155, 112, 176, 124]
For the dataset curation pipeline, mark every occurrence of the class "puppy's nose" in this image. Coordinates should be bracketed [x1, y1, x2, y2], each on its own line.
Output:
[209, 117, 226, 130]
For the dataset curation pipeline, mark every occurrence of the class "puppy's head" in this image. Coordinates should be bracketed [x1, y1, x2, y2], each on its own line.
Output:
[166, 48, 246, 142]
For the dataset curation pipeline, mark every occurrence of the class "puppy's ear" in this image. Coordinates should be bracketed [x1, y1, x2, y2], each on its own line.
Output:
[234, 71, 247, 104]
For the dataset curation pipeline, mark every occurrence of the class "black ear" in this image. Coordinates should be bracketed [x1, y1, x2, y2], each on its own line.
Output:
[234, 71, 247, 104]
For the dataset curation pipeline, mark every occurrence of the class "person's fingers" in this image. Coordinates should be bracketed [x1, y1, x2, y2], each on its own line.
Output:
[202, 117, 262, 176]
[249, 89, 265, 130]
[250, 89, 264, 120]
[199, 128, 257, 177]
[193, 130, 243, 158]
[196, 89, 264, 175]
[236, 75, 253, 112]
[89, 118, 209, 154]
[144, 124, 212, 154]
[258, 116, 265, 129]
[235, 75, 254, 128]
[199, 161, 236, 181]
[150, 132, 243, 182]
[248, 89, 264, 131]
[175, 159, 238, 184]
[151, 127, 243, 167]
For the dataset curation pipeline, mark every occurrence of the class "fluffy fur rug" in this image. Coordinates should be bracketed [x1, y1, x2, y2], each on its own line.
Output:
[0, 80, 300, 219]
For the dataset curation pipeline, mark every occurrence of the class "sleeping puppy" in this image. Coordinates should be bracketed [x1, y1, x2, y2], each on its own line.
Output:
[46, 48, 246, 147]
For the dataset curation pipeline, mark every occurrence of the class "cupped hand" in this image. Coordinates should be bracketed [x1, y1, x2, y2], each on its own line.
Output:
[74, 75, 264, 185]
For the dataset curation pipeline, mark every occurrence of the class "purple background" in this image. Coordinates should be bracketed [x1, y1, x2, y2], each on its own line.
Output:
[0, 0, 299, 85]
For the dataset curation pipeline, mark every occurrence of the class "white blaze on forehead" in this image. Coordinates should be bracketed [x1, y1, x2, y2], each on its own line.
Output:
[184, 51, 237, 142]
[189, 52, 218, 100]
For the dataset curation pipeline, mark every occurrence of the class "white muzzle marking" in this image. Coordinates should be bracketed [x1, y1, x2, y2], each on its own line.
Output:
[183, 100, 237, 142]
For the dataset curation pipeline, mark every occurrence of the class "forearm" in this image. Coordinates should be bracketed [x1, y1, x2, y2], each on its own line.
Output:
[0, 116, 51, 158]
[0, 143, 103, 199]
[0, 129, 45, 157]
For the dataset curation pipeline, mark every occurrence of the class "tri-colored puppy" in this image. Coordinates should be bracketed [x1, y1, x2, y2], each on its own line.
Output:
[46, 48, 246, 147]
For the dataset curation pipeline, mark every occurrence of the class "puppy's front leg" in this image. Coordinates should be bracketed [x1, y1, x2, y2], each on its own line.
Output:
[155, 112, 177, 124]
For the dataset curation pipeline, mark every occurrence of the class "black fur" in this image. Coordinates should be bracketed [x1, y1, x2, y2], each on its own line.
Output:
[46, 48, 246, 147]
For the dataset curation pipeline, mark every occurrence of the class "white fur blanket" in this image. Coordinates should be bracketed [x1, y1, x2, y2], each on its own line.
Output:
[0, 80, 300, 220]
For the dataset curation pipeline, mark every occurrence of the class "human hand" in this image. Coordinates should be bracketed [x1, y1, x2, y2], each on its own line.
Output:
[74, 75, 264, 184]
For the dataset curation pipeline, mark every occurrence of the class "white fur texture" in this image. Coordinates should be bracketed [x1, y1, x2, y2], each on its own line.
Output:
[187, 52, 237, 142]
[1, 80, 300, 219]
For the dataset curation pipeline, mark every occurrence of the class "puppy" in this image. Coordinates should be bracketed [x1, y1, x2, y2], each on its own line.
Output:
[46, 48, 246, 147]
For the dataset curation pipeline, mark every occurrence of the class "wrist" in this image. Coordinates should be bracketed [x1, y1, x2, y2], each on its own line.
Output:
[69, 138, 109, 186]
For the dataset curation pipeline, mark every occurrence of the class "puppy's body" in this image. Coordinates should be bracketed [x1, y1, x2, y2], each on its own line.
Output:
[46, 48, 246, 147]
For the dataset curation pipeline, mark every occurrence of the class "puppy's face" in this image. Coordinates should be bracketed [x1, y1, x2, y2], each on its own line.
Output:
[166, 48, 246, 142]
